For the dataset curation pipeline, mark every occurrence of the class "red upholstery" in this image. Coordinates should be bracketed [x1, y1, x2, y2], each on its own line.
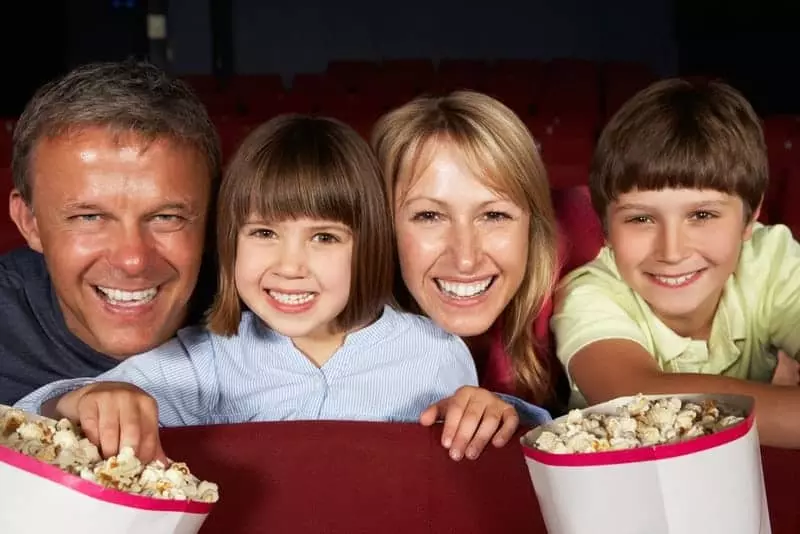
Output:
[0, 119, 12, 168]
[528, 117, 595, 190]
[326, 60, 380, 92]
[160, 422, 545, 534]
[434, 59, 490, 93]
[552, 185, 604, 274]
[158, 421, 800, 534]
[0, 168, 24, 253]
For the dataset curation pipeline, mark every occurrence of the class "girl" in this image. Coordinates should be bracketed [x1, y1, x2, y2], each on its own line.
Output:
[17, 115, 514, 463]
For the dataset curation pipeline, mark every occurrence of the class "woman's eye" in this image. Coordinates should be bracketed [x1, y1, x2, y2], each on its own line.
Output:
[484, 211, 511, 222]
[411, 211, 441, 222]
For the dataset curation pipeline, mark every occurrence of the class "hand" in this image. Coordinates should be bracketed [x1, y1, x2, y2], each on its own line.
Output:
[771, 350, 800, 386]
[56, 382, 166, 464]
[420, 386, 519, 461]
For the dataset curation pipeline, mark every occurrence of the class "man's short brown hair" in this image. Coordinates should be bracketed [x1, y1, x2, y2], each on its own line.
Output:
[207, 114, 394, 336]
[590, 78, 767, 222]
[13, 59, 221, 204]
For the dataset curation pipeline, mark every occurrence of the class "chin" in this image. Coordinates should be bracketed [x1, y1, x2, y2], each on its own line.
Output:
[439, 319, 494, 338]
[100, 335, 165, 359]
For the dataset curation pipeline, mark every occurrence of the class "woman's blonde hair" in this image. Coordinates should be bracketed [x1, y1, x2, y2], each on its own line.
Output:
[371, 91, 558, 403]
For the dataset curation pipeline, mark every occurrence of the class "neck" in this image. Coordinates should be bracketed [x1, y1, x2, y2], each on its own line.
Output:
[292, 331, 347, 368]
[658, 290, 722, 340]
[290, 311, 383, 368]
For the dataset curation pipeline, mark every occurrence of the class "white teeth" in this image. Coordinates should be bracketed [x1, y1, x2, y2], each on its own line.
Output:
[653, 272, 697, 286]
[436, 277, 493, 298]
[269, 291, 315, 305]
[96, 286, 158, 304]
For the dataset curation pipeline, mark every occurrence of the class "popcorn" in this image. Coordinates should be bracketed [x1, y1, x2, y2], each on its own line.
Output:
[533, 394, 745, 454]
[0, 407, 218, 503]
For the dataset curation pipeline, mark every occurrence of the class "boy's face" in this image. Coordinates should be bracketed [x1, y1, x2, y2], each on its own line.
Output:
[234, 216, 353, 345]
[606, 188, 758, 334]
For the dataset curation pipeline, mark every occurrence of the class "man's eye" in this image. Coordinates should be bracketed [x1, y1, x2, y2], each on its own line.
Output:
[71, 214, 102, 222]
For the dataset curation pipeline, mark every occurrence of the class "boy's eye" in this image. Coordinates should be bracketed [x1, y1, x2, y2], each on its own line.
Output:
[626, 215, 653, 224]
[691, 210, 716, 221]
[312, 232, 339, 244]
[411, 210, 441, 222]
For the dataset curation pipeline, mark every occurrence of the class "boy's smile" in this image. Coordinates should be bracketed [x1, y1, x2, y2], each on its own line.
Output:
[607, 188, 759, 338]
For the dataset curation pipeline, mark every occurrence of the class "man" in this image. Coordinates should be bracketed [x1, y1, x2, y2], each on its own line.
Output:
[1, 60, 220, 404]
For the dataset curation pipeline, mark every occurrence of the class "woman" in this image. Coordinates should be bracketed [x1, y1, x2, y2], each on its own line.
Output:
[372, 91, 564, 419]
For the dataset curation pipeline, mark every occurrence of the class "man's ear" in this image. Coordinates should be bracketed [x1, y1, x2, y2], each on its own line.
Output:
[9, 190, 43, 252]
[743, 196, 763, 241]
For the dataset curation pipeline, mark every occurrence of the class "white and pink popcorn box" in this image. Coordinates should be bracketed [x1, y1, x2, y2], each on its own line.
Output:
[520, 394, 770, 534]
[0, 407, 214, 534]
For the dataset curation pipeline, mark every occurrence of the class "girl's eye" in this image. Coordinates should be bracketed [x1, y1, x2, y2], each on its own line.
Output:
[312, 232, 339, 244]
[626, 215, 653, 224]
[249, 228, 275, 238]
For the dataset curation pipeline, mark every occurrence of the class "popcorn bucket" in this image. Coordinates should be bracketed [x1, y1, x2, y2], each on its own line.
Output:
[520, 394, 770, 534]
[0, 405, 216, 534]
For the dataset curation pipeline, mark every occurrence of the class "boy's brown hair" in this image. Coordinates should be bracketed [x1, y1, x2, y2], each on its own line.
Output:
[590, 78, 767, 222]
[207, 114, 394, 336]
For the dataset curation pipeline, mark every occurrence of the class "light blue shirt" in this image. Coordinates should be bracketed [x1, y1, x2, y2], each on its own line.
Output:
[17, 306, 481, 426]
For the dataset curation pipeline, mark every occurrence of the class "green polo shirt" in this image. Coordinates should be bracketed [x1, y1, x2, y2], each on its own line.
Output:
[552, 223, 800, 407]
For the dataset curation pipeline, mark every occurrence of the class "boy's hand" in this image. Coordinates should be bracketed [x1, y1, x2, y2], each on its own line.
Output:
[420, 386, 519, 461]
[56, 382, 166, 464]
[771, 350, 800, 387]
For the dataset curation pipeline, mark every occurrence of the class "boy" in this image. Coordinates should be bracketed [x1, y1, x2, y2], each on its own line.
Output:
[551, 78, 800, 448]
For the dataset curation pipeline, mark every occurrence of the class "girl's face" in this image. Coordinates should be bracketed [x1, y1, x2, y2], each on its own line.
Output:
[235, 216, 354, 353]
[393, 142, 530, 337]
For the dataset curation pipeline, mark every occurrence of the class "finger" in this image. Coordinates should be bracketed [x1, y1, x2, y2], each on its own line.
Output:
[135, 398, 161, 464]
[97, 401, 122, 458]
[446, 399, 484, 461]
[419, 403, 440, 427]
[153, 439, 170, 466]
[118, 403, 142, 459]
[78, 398, 101, 446]
[463, 413, 500, 460]
[490, 406, 520, 447]
[440, 397, 467, 450]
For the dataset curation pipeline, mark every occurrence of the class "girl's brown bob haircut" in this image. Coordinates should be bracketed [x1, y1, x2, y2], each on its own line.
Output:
[207, 114, 394, 335]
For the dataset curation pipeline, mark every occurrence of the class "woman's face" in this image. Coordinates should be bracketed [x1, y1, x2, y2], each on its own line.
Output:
[393, 141, 530, 337]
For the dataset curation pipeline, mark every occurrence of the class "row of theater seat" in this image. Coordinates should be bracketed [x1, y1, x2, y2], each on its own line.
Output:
[0, 59, 798, 252]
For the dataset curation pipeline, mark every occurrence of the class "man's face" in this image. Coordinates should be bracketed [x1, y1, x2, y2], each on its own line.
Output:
[11, 127, 211, 358]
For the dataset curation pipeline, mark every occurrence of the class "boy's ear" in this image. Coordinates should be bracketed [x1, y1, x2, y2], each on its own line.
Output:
[9, 190, 43, 252]
[743, 196, 763, 240]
